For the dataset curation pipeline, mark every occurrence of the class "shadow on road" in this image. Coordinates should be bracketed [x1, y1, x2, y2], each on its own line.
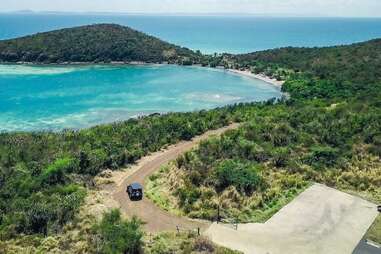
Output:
[353, 239, 381, 254]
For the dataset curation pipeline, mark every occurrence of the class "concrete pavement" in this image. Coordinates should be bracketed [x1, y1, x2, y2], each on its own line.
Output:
[205, 184, 378, 254]
[353, 239, 381, 254]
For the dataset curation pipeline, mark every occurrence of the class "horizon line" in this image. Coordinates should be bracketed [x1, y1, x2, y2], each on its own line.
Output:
[1, 10, 381, 18]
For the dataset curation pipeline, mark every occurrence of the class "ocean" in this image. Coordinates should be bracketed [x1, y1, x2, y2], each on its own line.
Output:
[0, 14, 381, 53]
[1, 14, 381, 131]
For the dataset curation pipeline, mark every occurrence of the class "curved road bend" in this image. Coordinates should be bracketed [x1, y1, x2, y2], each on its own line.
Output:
[113, 123, 239, 233]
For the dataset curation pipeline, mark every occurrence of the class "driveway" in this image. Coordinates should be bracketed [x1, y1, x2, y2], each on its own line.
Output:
[205, 184, 378, 254]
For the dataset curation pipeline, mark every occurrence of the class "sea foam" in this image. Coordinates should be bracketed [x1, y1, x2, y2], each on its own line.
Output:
[0, 64, 82, 75]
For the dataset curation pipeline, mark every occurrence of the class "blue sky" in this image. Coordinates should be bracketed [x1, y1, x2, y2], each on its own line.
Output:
[1, 0, 381, 17]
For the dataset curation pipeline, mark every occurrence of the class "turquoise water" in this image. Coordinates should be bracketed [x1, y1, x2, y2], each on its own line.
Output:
[0, 65, 281, 132]
[1, 14, 381, 53]
[1, 15, 380, 132]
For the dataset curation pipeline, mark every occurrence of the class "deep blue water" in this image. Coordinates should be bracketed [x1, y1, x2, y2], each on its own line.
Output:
[1, 14, 381, 53]
[0, 65, 281, 132]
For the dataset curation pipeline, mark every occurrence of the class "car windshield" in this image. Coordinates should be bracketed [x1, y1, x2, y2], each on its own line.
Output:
[131, 183, 142, 189]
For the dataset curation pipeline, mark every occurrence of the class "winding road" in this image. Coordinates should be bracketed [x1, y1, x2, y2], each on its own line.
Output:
[111, 123, 239, 233]
[99, 122, 378, 254]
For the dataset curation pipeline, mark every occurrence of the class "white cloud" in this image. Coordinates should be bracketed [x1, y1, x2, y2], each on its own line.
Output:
[1, 0, 381, 17]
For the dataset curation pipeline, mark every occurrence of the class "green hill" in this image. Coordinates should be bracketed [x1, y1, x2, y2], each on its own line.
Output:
[231, 39, 381, 84]
[0, 24, 200, 64]
[222, 39, 381, 99]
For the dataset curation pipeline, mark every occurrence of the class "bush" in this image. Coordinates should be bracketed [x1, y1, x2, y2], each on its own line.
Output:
[215, 160, 263, 195]
[9, 186, 85, 236]
[193, 237, 215, 252]
[272, 147, 290, 167]
[176, 188, 201, 211]
[41, 157, 78, 185]
[306, 146, 339, 169]
[93, 209, 143, 254]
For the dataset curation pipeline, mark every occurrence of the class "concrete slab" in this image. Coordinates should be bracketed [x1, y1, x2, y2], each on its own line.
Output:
[205, 184, 378, 254]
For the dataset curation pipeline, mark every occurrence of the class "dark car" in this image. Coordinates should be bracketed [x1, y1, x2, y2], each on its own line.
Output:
[378, 205, 381, 213]
[127, 182, 143, 201]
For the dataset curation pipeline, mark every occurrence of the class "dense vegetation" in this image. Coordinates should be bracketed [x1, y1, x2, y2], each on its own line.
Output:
[146, 38, 381, 235]
[231, 39, 381, 84]
[148, 97, 381, 221]
[0, 25, 380, 252]
[0, 107, 243, 240]
[0, 24, 201, 64]
[225, 39, 381, 99]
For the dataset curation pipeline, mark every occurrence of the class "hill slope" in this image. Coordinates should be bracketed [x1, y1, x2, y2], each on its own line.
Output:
[222, 39, 381, 99]
[0, 24, 199, 63]
[231, 39, 381, 85]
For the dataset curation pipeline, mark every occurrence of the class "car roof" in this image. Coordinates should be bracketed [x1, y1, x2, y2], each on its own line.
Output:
[130, 182, 143, 189]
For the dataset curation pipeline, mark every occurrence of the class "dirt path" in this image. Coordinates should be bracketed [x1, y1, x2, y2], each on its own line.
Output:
[110, 123, 239, 233]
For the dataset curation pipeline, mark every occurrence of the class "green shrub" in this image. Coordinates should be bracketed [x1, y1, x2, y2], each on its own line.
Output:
[0, 185, 85, 236]
[306, 146, 339, 169]
[41, 156, 78, 185]
[272, 147, 290, 167]
[215, 160, 263, 195]
[93, 209, 143, 254]
[177, 188, 201, 211]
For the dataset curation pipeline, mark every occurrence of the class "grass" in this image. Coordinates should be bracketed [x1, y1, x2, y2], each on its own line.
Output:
[144, 231, 242, 254]
[242, 185, 310, 223]
[146, 163, 310, 224]
[145, 165, 185, 217]
[366, 214, 381, 244]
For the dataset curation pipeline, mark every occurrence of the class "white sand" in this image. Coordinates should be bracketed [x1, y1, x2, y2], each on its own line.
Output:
[228, 69, 284, 87]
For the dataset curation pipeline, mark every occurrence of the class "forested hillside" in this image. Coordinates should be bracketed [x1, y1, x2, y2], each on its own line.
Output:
[225, 39, 381, 99]
[0, 24, 200, 64]
[230, 39, 381, 83]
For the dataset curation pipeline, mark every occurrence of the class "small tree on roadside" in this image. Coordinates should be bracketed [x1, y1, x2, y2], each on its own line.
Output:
[93, 209, 143, 254]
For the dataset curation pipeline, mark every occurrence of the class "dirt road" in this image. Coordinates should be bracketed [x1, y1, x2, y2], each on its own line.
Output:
[111, 123, 239, 233]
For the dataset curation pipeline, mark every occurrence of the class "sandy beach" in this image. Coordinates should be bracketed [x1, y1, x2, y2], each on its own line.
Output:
[228, 69, 284, 87]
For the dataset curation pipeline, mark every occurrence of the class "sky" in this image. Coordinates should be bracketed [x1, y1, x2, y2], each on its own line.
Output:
[1, 0, 381, 17]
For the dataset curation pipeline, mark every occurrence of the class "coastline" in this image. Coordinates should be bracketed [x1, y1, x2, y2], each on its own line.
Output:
[0, 61, 283, 89]
[227, 69, 284, 88]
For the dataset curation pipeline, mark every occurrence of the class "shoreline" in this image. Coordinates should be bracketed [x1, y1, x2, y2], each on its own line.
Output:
[0, 61, 284, 88]
[227, 69, 284, 88]
[0, 61, 167, 66]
